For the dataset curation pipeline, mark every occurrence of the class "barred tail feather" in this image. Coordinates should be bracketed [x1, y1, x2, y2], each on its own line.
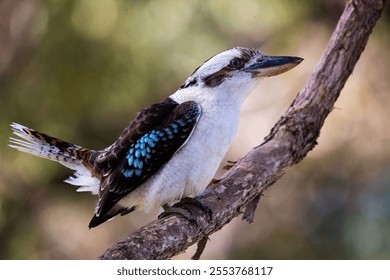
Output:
[9, 123, 83, 169]
[9, 123, 100, 194]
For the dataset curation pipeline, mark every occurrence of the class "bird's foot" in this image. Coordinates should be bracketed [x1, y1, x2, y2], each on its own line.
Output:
[158, 198, 212, 225]
[174, 197, 213, 220]
[158, 203, 195, 224]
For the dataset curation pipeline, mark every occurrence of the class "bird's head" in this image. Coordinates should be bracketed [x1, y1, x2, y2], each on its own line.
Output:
[177, 47, 303, 106]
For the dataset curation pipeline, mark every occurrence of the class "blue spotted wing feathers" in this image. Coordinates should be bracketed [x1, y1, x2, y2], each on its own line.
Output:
[89, 98, 201, 227]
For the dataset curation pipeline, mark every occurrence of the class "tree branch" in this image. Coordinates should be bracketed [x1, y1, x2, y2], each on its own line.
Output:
[100, 0, 386, 260]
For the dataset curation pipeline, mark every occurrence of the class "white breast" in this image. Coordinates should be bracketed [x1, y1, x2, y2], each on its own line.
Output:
[118, 87, 243, 212]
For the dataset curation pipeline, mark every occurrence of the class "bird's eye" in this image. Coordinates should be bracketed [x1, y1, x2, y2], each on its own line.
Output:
[229, 58, 245, 69]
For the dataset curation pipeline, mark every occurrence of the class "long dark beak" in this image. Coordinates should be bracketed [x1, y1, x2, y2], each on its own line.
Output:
[244, 55, 303, 77]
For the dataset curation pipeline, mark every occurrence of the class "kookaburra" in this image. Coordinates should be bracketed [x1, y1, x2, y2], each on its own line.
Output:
[9, 47, 302, 228]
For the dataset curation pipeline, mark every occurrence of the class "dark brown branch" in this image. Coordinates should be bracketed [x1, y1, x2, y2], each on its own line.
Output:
[100, 0, 385, 260]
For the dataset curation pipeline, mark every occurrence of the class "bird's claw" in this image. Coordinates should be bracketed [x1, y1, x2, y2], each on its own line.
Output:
[174, 197, 213, 221]
[158, 198, 212, 226]
[158, 204, 197, 225]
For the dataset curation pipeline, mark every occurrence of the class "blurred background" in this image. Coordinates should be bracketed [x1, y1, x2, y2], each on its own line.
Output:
[0, 0, 389, 259]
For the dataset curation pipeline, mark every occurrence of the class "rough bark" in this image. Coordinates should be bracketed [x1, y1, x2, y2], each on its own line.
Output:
[100, 0, 386, 260]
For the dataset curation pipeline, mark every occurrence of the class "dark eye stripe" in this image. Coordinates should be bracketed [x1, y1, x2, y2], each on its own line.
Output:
[203, 67, 232, 88]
